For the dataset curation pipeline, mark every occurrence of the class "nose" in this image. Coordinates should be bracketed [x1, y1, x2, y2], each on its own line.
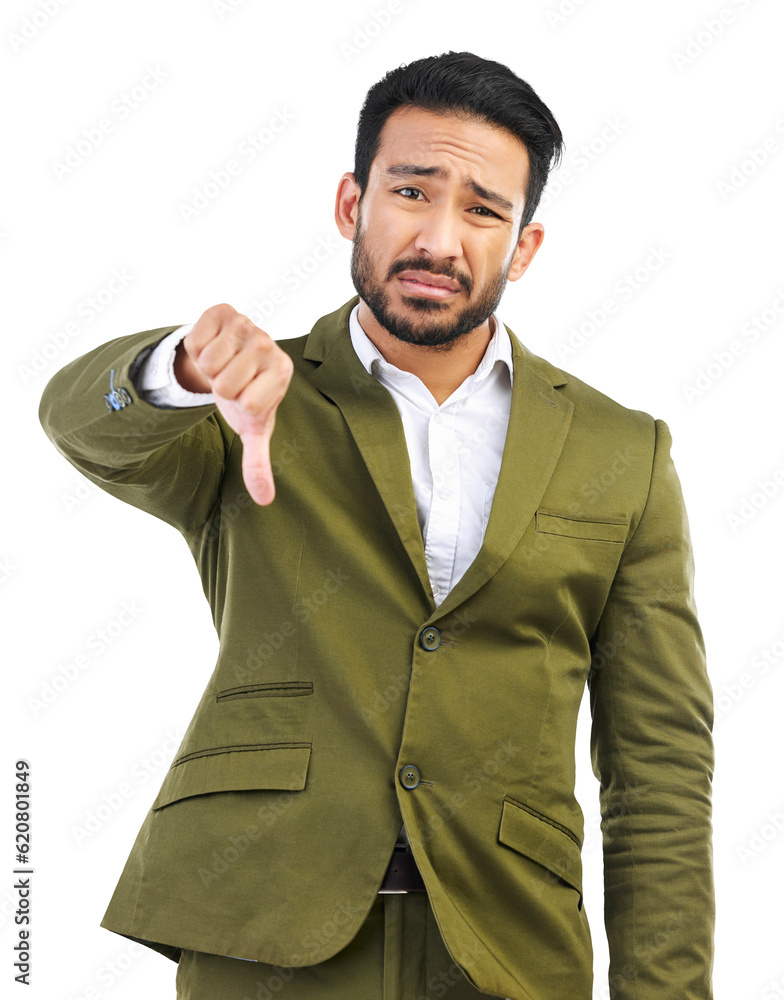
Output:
[413, 204, 463, 261]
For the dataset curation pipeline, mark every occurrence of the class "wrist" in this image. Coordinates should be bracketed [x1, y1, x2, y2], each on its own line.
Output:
[174, 340, 212, 394]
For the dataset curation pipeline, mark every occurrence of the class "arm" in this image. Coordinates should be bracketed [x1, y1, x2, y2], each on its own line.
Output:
[588, 419, 714, 1000]
[39, 304, 294, 529]
[136, 323, 215, 406]
[38, 324, 228, 533]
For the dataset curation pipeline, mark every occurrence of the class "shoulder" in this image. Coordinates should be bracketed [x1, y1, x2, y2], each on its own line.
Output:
[508, 327, 655, 441]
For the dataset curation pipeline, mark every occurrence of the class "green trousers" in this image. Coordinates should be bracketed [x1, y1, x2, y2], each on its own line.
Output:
[175, 892, 501, 999]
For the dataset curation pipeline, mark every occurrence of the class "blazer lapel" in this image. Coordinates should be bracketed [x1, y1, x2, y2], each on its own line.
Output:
[303, 298, 435, 607]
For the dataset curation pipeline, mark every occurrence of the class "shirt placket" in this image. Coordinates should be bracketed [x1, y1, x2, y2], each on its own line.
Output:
[425, 408, 460, 603]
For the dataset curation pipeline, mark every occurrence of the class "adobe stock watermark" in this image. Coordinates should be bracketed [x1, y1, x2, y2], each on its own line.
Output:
[60, 476, 99, 514]
[552, 245, 672, 361]
[211, 0, 251, 19]
[0, 556, 17, 585]
[671, 0, 759, 72]
[736, 806, 784, 865]
[518, 446, 636, 576]
[52, 65, 168, 179]
[416, 738, 522, 847]
[762, 974, 784, 1000]
[199, 785, 304, 886]
[537, 115, 627, 212]
[716, 115, 784, 200]
[17, 266, 135, 386]
[589, 577, 683, 675]
[426, 410, 506, 497]
[544, 0, 592, 30]
[232, 567, 351, 683]
[66, 940, 147, 1000]
[7, 0, 72, 52]
[726, 460, 784, 533]
[70, 730, 182, 846]
[178, 107, 295, 223]
[27, 601, 144, 716]
[359, 671, 410, 725]
[185, 454, 307, 554]
[339, 0, 406, 62]
[580, 782, 652, 855]
[681, 285, 784, 403]
[246, 234, 342, 325]
[714, 627, 784, 723]
[593, 911, 689, 1000]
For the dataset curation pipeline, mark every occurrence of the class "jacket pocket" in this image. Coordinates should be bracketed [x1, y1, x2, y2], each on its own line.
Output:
[216, 681, 314, 702]
[151, 742, 311, 810]
[497, 795, 583, 909]
[535, 509, 629, 543]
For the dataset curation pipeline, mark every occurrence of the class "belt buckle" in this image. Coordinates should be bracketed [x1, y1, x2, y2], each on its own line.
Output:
[378, 844, 427, 894]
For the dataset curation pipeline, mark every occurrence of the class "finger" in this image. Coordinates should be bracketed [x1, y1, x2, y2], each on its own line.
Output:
[239, 429, 276, 506]
[184, 303, 238, 357]
[232, 353, 294, 414]
[191, 315, 271, 383]
[208, 350, 265, 401]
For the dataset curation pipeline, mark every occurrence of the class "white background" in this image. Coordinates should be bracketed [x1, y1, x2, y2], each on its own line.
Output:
[3, 0, 783, 997]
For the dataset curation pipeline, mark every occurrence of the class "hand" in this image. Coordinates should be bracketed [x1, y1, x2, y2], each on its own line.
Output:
[177, 303, 294, 505]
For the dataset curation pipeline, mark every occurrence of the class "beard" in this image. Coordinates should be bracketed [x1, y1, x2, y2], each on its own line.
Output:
[349, 215, 511, 352]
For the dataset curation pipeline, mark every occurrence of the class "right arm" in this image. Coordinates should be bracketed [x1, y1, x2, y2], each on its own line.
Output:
[38, 304, 294, 532]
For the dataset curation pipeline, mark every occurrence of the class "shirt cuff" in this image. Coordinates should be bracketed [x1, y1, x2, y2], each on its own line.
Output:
[134, 323, 215, 408]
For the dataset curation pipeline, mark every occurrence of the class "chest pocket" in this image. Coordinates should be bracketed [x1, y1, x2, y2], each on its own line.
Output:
[535, 509, 629, 543]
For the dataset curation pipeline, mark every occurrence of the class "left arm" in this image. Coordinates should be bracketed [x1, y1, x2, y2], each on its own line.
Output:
[588, 418, 714, 1000]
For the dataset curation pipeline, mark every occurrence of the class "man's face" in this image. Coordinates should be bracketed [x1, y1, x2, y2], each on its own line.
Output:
[348, 106, 532, 351]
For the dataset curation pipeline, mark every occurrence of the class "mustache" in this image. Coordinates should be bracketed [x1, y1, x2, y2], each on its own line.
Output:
[386, 259, 473, 296]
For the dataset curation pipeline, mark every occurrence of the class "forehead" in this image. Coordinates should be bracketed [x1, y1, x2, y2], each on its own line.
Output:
[371, 105, 529, 202]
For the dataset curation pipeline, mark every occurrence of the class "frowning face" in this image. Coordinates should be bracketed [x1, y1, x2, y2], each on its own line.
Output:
[340, 105, 542, 351]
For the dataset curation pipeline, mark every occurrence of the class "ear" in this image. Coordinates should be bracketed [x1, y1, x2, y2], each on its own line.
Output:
[335, 172, 362, 241]
[507, 223, 545, 283]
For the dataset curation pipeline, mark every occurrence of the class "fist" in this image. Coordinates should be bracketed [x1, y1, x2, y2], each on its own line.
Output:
[176, 303, 294, 506]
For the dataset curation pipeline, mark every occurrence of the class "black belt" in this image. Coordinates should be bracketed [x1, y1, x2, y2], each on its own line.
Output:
[379, 844, 427, 892]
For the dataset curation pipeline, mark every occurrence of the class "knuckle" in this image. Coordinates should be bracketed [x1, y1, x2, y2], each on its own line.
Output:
[229, 315, 262, 346]
[211, 373, 236, 399]
[277, 353, 295, 381]
[237, 392, 265, 418]
[204, 302, 237, 322]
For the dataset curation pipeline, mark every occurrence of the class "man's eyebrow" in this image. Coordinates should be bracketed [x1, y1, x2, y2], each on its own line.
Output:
[383, 164, 516, 215]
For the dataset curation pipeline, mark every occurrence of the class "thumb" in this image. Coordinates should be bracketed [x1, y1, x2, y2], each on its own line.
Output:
[239, 429, 276, 506]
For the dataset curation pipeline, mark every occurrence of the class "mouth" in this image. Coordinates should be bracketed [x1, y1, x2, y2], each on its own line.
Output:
[395, 270, 463, 300]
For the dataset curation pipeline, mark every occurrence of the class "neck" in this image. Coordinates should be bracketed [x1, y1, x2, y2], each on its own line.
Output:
[357, 301, 495, 406]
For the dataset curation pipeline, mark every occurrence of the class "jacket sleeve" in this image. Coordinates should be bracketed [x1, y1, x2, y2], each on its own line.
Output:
[588, 418, 714, 1000]
[38, 326, 234, 533]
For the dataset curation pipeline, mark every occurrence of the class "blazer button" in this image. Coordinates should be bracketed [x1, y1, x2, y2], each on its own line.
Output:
[399, 765, 421, 789]
[420, 627, 441, 651]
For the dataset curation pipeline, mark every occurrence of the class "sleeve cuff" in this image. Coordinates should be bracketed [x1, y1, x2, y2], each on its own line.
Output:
[134, 323, 216, 409]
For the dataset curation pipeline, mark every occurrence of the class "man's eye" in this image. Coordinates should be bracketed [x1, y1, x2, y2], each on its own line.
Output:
[396, 187, 422, 200]
[470, 206, 499, 218]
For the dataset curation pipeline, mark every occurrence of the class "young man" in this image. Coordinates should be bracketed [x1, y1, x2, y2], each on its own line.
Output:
[39, 52, 714, 1000]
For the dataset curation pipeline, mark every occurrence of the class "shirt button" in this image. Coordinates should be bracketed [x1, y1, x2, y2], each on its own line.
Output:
[420, 627, 441, 651]
[437, 489, 452, 500]
[399, 765, 421, 789]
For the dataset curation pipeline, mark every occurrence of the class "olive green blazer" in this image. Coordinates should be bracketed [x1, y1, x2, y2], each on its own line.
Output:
[38, 296, 714, 1000]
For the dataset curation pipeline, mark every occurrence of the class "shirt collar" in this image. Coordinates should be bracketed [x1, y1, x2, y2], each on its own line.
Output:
[348, 302, 514, 386]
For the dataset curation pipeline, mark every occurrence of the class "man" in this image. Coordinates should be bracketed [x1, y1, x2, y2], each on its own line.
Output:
[39, 51, 714, 1000]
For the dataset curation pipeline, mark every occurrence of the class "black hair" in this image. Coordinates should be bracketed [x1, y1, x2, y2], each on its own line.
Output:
[354, 51, 564, 235]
